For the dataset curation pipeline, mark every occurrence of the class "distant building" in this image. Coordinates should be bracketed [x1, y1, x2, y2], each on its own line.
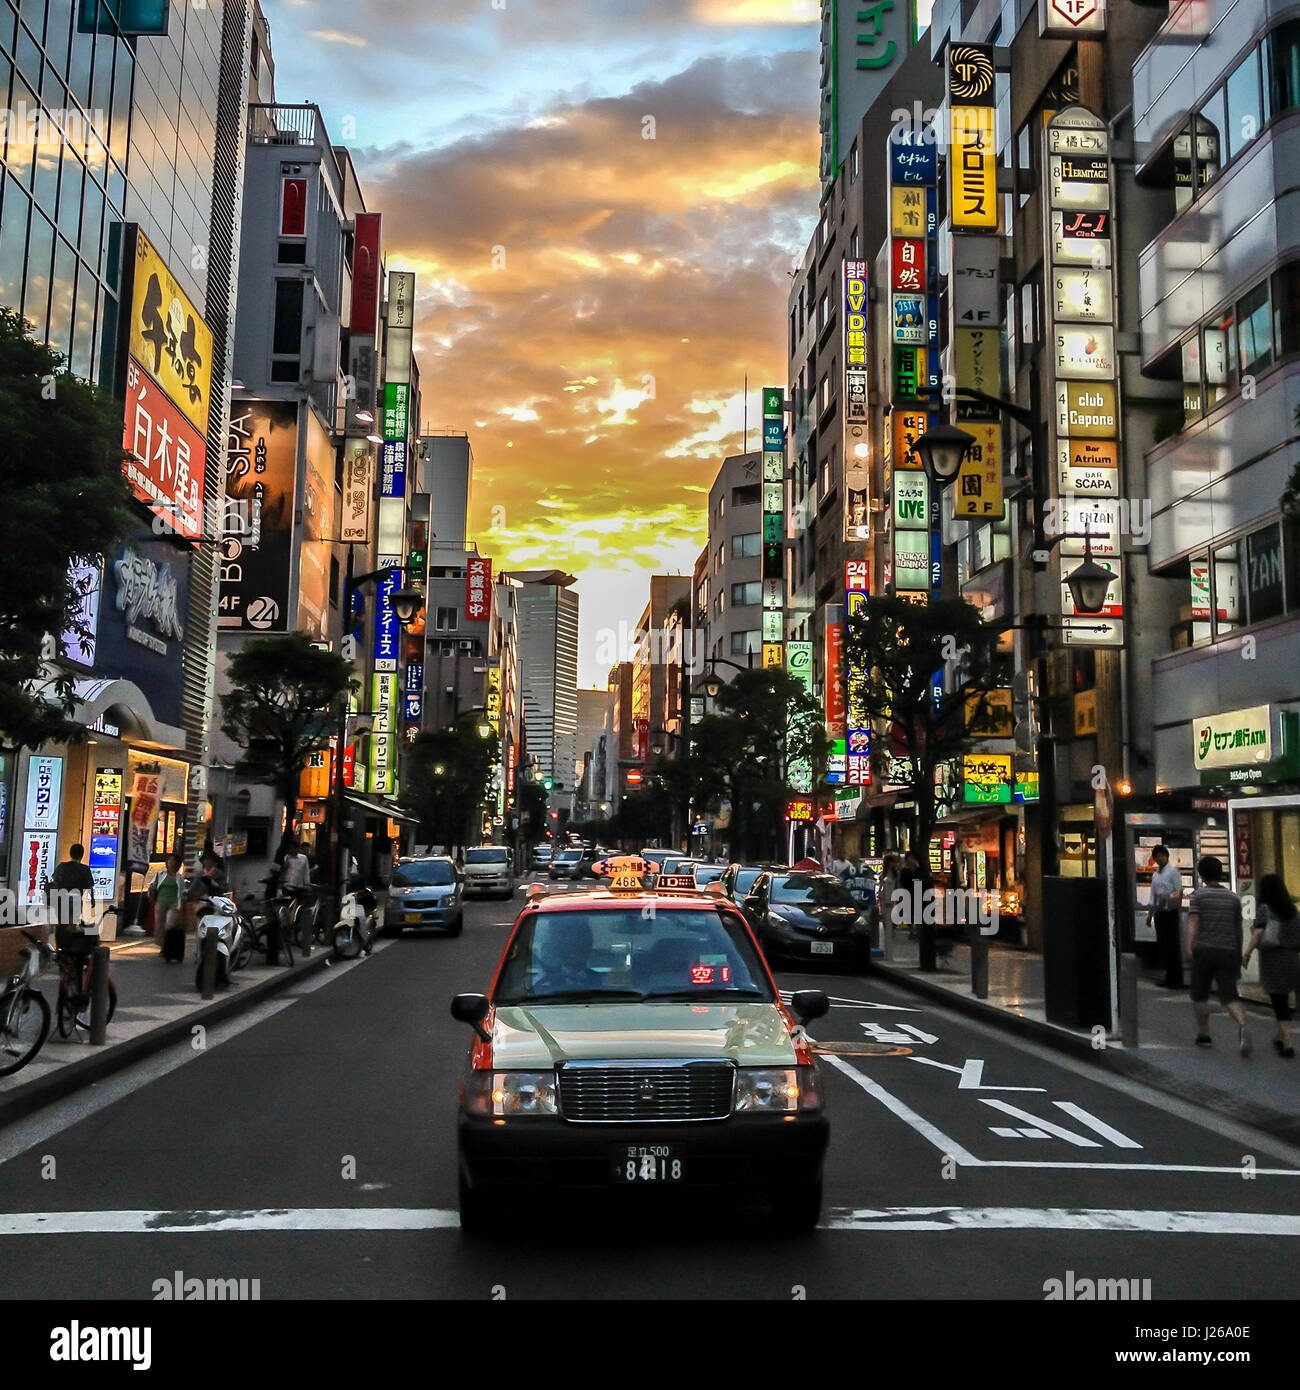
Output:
[512, 571, 580, 812]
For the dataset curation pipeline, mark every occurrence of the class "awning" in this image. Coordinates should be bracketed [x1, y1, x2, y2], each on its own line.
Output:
[932, 805, 1011, 833]
[344, 793, 421, 826]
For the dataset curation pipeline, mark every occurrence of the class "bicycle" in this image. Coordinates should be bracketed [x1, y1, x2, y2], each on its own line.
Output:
[0, 930, 53, 1076]
[56, 941, 118, 1039]
[247, 894, 295, 967]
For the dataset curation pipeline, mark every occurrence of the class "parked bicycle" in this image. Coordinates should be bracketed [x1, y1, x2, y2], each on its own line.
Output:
[56, 943, 117, 1039]
[0, 930, 53, 1076]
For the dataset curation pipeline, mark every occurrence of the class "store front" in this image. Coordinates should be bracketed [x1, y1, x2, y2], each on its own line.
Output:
[931, 806, 1025, 942]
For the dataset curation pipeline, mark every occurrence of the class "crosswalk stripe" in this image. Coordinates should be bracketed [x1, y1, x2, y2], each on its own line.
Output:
[0, 1208, 461, 1235]
[822, 1207, 1300, 1235]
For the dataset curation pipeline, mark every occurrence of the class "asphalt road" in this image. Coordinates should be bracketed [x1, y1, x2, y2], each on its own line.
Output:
[1, 876, 1298, 1302]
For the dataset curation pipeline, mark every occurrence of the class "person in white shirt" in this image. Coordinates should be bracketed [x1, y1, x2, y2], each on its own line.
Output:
[280, 844, 312, 895]
[1148, 845, 1185, 988]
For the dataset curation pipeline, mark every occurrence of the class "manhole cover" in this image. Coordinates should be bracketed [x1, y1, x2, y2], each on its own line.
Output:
[810, 1041, 912, 1058]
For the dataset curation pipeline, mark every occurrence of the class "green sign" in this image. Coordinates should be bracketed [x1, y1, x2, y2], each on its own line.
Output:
[964, 782, 1011, 804]
[79, 0, 169, 34]
[1196, 711, 1300, 787]
[383, 384, 409, 441]
[763, 388, 783, 417]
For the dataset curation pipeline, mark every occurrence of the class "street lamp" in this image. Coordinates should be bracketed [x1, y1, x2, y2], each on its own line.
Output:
[1064, 532, 1113, 616]
[914, 420, 975, 489]
[389, 587, 424, 624]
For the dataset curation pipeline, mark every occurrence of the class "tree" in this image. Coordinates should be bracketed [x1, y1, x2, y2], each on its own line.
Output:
[0, 307, 137, 749]
[220, 633, 356, 836]
[404, 717, 500, 851]
[516, 777, 549, 852]
[691, 668, 831, 862]
[843, 593, 1002, 870]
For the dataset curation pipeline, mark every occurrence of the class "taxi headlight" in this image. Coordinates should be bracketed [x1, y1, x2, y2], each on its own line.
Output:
[466, 1071, 558, 1117]
[733, 1066, 823, 1115]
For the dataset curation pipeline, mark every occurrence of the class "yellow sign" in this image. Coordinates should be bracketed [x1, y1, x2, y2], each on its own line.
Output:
[950, 106, 998, 231]
[965, 688, 1014, 738]
[892, 410, 928, 470]
[1055, 381, 1117, 439]
[1074, 689, 1098, 736]
[129, 229, 215, 439]
[890, 186, 927, 238]
[762, 642, 784, 669]
[953, 327, 1001, 406]
[954, 420, 1003, 518]
[299, 749, 330, 800]
[963, 753, 1012, 804]
[487, 666, 502, 729]
[593, 855, 653, 892]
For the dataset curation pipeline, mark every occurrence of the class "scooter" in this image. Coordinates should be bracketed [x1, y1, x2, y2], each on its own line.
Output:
[194, 895, 244, 991]
[332, 886, 379, 960]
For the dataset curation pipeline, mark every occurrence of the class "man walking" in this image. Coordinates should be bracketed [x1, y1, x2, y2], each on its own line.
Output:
[1148, 845, 1184, 988]
[1187, 855, 1251, 1056]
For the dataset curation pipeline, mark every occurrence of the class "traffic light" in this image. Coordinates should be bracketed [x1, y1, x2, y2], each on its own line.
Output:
[543, 777, 554, 792]
[550, 810, 559, 820]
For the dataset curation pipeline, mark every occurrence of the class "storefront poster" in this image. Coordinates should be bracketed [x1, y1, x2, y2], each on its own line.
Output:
[123, 356, 205, 540]
[126, 772, 162, 873]
[24, 755, 63, 832]
[297, 411, 336, 640]
[21, 830, 57, 912]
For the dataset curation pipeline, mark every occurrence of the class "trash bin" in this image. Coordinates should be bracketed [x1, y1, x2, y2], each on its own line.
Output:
[1042, 876, 1111, 1031]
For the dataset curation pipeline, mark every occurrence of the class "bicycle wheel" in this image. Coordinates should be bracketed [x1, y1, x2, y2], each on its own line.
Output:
[272, 913, 295, 967]
[73, 977, 117, 1034]
[313, 901, 329, 945]
[56, 990, 79, 1039]
[0, 990, 51, 1076]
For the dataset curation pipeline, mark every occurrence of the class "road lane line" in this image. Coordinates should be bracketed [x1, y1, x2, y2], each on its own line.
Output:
[0, 1208, 461, 1235]
[819, 1052, 982, 1165]
[822, 1207, 1300, 1235]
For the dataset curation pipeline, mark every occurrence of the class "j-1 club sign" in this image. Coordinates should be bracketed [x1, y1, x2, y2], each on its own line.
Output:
[1042, 107, 1124, 649]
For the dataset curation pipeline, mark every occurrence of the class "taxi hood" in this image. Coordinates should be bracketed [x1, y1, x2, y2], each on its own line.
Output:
[491, 1001, 798, 1070]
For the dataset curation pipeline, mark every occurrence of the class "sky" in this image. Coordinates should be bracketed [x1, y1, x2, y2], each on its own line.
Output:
[265, 0, 822, 686]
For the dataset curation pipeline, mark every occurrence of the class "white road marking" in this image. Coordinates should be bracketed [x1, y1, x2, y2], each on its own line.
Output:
[910, 1056, 1046, 1092]
[0, 1208, 461, 1236]
[1054, 1100, 1143, 1149]
[779, 991, 919, 1012]
[980, 1098, 1103, 1147]
[822, 1207, 1300, 1235]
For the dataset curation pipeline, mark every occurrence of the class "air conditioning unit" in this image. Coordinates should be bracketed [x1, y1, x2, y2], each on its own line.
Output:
[441, 641, 456, 656]
[459, 641, 474, 653]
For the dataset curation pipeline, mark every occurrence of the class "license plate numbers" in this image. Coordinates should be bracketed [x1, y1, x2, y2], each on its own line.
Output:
[405, 913, 422, 923]
[811, 941, 835, 955]
[611, 1144, 683, 1183]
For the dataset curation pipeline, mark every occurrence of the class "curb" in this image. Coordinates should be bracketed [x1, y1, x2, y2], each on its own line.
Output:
[0, 950, 335, 1130]
[870, 959, 1300, 1148]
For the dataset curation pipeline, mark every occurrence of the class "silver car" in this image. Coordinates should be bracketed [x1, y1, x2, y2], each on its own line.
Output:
[463, 846, 515, 900]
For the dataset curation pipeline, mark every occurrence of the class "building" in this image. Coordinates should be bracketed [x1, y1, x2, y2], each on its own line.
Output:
[1, 0, 250, 917]
[605, 661, 637, 808]
[512, 570, 580, 813]
[631, 575, 691, 771]
[1126, 0, 1300, 973]
[421, 432, 473, 553]
[573, 686, 613, 820]
[703, 453, 765, 670]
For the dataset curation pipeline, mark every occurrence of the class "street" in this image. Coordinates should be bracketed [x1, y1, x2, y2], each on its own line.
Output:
[2, 880, 1297, 1303]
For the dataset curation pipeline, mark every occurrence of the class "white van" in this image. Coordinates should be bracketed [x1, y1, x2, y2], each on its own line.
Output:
[463, 846, 515, 900]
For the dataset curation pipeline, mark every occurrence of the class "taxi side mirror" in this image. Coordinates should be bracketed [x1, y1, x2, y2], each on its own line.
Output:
[789, 990, 829, 1024]
[742, 892, 763, 913]
[704, 881, 725, 897]
[451, 992, 491, 1043]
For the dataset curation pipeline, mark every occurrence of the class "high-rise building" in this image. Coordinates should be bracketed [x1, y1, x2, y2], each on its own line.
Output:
[420, 431, 473, 558]
[512, 570, 579, 808]
[704, 453, 765, 670]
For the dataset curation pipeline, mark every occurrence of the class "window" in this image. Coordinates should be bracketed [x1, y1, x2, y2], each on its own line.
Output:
[731, 581, 760, 607]
[1237, 281, 1272, 378]
[713, 590, 725, 617]
[716, 494, 726, 522]
[273, 279, 303, 356]
[819, 291, 829, 331]
[819, 374, 830, 414]
[850, 142, 859, 181]
[1225, 50, 1263, 159]
[435, 606, 457, 632]
[731, 533, 761, 559]
[1203, 306, 1237, 409]
[1247, 525, 1285, 624]
[1275, 263, 1300, 357]
[1196, 89, 1227, 193]
[715, 543, 724, 572]
[1181, 337, 1203, 426]
[278, 240, 307, 265]
[731, 630, 760, 657]
[1267, 19, 1300, 117]
[731, 484, 760, 507]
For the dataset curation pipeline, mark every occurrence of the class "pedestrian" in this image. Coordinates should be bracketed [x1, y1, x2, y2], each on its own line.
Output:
[279, 840, 311, 896]
[1186, 855, 1251, 1055]
[149, 852, 185, 946]
[1147, 845, 1185, 988]
[1243, 874, 1300, 1059]
[830, 850, 852, 881]
[49, 843, 95, 957]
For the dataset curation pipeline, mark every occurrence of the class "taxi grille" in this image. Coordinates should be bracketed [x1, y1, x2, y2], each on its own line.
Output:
[558, 1061, 735, 1123]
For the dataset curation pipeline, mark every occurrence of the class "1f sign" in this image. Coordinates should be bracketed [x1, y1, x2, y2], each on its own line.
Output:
[1040, 0, 1106, 37]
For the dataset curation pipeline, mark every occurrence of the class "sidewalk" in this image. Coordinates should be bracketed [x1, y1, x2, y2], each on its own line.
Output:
[0, 929, 332, 1126]
[872, 929, 1300, 1146]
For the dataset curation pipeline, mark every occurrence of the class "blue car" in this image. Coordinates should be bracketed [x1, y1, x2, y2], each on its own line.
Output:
[386, 857, 464, 936]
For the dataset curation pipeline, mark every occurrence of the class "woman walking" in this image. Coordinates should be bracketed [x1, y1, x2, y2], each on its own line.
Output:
[1243, 874, 1300, 1059]
[150, 853, 185, 948]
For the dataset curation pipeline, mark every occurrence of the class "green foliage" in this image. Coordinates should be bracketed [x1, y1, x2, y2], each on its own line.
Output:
[0, 307, 137, 749]
[220, 633, 356, 817]
[843, 594, 1002, 857]
[403, 716, 500, 848]
[515, 776, 549, 848]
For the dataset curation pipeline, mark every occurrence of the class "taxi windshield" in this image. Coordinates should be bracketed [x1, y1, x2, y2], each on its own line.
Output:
[770, 873, 860, 909]
[494, 907, 773, 1006]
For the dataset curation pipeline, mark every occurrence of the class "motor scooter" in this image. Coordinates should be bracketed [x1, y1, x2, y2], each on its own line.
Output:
[194, 895, 244, 991]
[332, 884, 379, 960]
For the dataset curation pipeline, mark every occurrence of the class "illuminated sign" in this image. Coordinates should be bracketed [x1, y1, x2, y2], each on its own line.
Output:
[950, 105, 998, 230]
[1055, 382, 1117, 439]
[341, 440, 373, 544]
[1052, 267, 1113, 323]
[1054, 326, 1117, 380]
[953, 421, 1003, 519]
[894, 472, 929, 530]
[1192, 705, 1273, 772]
[963, 754, 1012, 804]
[466, 557, 492, 622]
[1040, 0, 1107, 37]
[372, 568, 401, 673]
[786, 799, 815, 823]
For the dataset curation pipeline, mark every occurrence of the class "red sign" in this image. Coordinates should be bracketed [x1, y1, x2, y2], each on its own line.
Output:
[1234, 811, 1253, 881]
[280, 178, 308, 236]
[825, 624, 846, 733]
[626, 769, 643, 787]
[123, 355, 205, 540]
[891, 238, 925, 292]
[845, 560, 869, 593]
[351, 212, 382, 337]
[506, 743, 517, 795]
[786, 799, 815, 822]
[465, 557, 492, 621]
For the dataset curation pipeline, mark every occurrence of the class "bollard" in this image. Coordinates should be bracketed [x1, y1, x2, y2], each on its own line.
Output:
[199, 929, 219, 1000]
[918, 920, 937, 972]
[969, 922, 989, 1000]
[1119, 951, 1139, 1048]
[88, 944, 111, 1046]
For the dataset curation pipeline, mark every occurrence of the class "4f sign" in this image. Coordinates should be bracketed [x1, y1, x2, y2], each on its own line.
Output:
[1040, 0, 1106, 36]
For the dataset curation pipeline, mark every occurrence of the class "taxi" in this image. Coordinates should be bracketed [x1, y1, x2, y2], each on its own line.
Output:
[450, 856, 830, 1234]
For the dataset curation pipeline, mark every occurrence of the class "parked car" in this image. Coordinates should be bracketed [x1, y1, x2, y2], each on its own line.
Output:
[463, 846, 516, 900]
[717, 863, 781, 903]
[386, 856, 464, 936]
[740, 870, 873, 972]
[531, 844, 553, 871]
[693, 864, 725, 889]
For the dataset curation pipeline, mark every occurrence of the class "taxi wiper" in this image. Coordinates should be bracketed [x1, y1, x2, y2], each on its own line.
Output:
[511, 989, 647, 1004]
[639, 988, 769, 1002]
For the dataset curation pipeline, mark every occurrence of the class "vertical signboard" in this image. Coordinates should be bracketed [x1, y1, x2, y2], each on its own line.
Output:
[351, 214, 383, 339]
[845, 562, 871, 785]
[761, 388, 784, 670]
[89, 768, 123, 904]
[843, 262, 870, 542]
[1043, 107, 1123, 648]
[465, 557, 492, 622]
[947, 46, 998, 232]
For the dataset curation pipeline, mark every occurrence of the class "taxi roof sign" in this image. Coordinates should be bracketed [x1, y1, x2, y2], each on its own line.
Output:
[591, 854, 655, 892]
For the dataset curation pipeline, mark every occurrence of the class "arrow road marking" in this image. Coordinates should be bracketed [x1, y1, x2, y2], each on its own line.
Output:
[911, 1057, 1046, 1091]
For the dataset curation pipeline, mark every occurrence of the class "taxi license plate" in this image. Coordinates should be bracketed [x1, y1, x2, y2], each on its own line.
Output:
[810, 940, 835, 955]
[611, 1144, 683, 1184]
[405, 912, 422, 923]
